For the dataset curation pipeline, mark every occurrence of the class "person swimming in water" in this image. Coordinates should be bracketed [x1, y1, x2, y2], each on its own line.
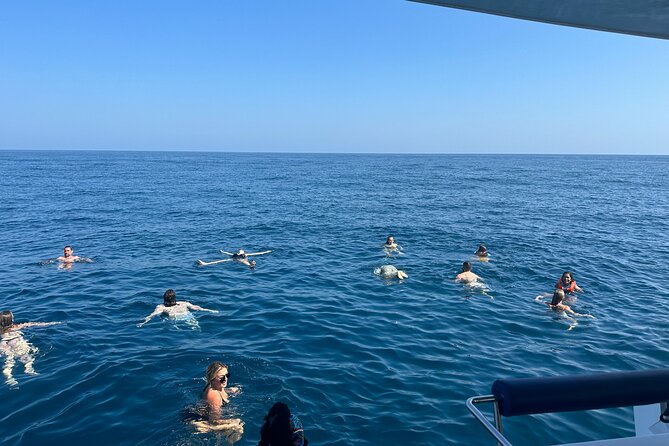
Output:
[455, 261, 481, 283]
[383, 235, 403, 255]
[546, 289, 594, 324]
[555, 271, 583, 293]
[384, 235, 397, 249]
[475, 244, 488, 259]
[137, 289, 218, 328]
[0, 310, 61, 386]
[197, 249, 272, 268]
[41, 245, 93, 267]
[258, 401, 309, 446]
[57, 245, 93, 264]
[189, 361, 243, 437]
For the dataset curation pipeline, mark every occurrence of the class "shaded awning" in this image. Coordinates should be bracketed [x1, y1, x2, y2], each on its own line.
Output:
[409, 0, 669, 40]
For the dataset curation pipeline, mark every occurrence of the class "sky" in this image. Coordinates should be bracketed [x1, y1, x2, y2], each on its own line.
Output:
[1, 0, 668, 154]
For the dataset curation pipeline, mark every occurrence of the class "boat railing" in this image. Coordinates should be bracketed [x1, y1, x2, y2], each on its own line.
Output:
[467, 368, 669, 446]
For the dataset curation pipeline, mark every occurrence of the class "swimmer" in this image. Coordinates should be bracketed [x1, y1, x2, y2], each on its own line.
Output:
[46, 245, 93, 268]
[383, 235, 403, 255]
[376, 265, 408, 280]
[475, 244, 488, 259]
[455, 261, 481, 283]
[0, 310, 61, 386]
[197, 249, 272, 268]
[190, 361, 243, 437]
[546, 289, 594, 322]
[555, 271, 583, 293]
[137, 289, 218, 328]
[384, 235, 398, 249]
[258, 401, 309, 446]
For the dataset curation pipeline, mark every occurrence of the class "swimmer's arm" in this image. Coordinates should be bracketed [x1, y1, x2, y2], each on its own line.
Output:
[138, 307, 162, 327]
[186, 303, 218, 313]
[574, 284, 584, 292]
[14, 321, 62, 330]
[227, 386, 241, 395]
[573, 312, 595, 318]
[219, 250, 235, 256]
[246, 250, 272, 256]
[77, 257, 94, 263]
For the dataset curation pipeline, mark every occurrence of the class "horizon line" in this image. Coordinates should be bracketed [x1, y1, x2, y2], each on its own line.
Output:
[0, 148, 666, 156]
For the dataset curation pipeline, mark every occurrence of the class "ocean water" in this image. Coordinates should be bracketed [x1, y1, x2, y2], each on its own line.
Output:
[1, 151, 668, 446]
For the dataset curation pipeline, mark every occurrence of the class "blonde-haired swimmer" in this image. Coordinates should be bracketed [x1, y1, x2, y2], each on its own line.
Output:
[0, 310, 62, 386]
[190, 361, 243, 437]
[377, 265, 408, 280]
[137, 289, 217, 328]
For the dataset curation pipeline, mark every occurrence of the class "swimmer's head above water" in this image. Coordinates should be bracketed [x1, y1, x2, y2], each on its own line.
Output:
[551, 289, 566, 306]
[205, 361, 230, 392]
[386, 235, 395, 245]
[163, 289, 177, 307]
[475, 244, 487, 257]
[462, 261, 473, 272]
[236, 249, 245, 256]
[561, 271, 574, 283]
[63, 245, 74, 257]
[1, 310, 13, 331]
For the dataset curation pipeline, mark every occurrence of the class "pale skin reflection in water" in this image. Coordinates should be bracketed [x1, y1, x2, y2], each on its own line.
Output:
[0, 311, 61, 387]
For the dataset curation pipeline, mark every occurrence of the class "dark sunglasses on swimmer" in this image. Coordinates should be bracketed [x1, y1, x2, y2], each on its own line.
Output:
[220, 373, 230, 382]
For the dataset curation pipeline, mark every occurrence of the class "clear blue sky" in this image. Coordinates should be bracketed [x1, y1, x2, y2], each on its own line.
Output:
[1, 1, 667, 154]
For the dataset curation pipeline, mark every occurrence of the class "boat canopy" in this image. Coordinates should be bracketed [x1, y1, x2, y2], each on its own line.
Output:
[409, 1, 669, 40]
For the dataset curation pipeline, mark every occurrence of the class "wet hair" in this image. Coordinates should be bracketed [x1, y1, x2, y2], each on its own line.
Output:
[462, 261, 472, 272]
[561, 271, 574, 281]
[476, 244, 487, 255]
[551, 289, 565, 306]
[386, 235, 394, 243]
[259, 401, 293, 446]
[163, 289, 177, 307]
[64, 245, 73, 251]
[203, 361, 228, 394]
[0, 311, 13, 332]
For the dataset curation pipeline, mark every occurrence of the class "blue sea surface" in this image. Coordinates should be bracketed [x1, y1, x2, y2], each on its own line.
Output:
[1, 151, 668, 446]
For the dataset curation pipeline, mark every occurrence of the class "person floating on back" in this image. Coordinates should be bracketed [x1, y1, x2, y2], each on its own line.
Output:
[555, 271, 583, 294]
[0, 310, 62, 386]
[197, 249, 272, 268]
[137, 289, 218, 327]
[258, 401, 309, 446]
[455, 261, 481, 283]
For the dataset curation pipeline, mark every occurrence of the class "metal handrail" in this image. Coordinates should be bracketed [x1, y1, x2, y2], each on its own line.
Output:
[466, 395, 512, 446]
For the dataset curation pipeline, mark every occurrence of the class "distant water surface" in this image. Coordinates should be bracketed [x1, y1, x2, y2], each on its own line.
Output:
[0, 151, 668, 445]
